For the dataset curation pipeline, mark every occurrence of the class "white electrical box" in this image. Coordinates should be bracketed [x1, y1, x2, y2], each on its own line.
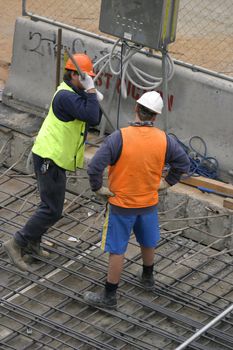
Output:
[99, 0, 180, 50]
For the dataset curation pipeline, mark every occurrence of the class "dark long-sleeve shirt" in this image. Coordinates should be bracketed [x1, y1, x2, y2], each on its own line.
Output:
[52, 80, 102, 126]
[88, 128, 190, 192]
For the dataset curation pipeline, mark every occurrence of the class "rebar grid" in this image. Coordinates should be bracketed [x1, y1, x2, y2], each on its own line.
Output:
[1, 167, 233, 350]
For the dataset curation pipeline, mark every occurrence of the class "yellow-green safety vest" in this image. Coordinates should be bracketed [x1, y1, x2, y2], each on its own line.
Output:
[32, 82, 86, 171]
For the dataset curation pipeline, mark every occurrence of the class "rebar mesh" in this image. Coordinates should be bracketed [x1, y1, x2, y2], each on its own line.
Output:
[1, 165, 233, 349]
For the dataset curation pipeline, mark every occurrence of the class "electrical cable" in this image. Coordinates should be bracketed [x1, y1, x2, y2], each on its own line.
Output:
[168, 133, 219, 179]
[116, 41, 124, 129]
[92, 38, 174, 131]
[93, 38, 174, 100]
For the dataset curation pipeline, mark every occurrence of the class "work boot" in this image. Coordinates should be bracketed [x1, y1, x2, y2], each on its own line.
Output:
[24, 241, 50, 258]
[3, 238, 28, 272]
[83, 290, 117, 309]
[22, 254, 35, 264]
[137, 270, 155, 290]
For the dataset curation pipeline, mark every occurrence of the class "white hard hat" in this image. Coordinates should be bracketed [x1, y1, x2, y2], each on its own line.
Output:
[137, 91, 164, 114]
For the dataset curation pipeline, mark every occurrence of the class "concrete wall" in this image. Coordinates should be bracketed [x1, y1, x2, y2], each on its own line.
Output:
[3, 17, 233, 180]
[0, 102, 232, 251]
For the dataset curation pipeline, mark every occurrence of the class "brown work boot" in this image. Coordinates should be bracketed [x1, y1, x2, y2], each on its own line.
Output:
[24, 241, 50, 258]
[3, 238, 28, 271]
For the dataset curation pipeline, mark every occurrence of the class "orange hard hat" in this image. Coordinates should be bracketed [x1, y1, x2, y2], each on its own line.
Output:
[65, 53, 96, 76]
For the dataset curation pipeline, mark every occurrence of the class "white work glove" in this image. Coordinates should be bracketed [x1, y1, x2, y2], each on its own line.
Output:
[96, 89, 104, 102]
[80, 73, 95, 91]
[159, 179, 171, 191]
[95, 186, 114, 198]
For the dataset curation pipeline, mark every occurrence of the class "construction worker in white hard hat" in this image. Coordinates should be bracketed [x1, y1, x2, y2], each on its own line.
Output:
[83, 90, 190, 309]
[3, 53, 103, 271]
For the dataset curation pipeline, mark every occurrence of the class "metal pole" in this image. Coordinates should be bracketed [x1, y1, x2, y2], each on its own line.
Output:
[99, 104, 116, 132]
[99, 77, 117, 137]
[65, 48, 85, 79]
[174, 303, 233, 350]
[65, 48, 115, 131]
[22, 0, 27, 16]
[55, 28, 62, 90]
[162, 46, 168, 132]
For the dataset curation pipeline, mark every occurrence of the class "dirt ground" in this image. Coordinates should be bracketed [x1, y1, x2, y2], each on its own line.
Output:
[0, 1, 22, 87]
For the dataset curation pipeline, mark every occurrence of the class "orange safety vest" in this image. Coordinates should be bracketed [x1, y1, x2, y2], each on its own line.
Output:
[108, 126, 167, 208]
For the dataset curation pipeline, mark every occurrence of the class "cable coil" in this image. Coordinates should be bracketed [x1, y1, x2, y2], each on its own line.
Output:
[93, 39, 174, 99]
[169, 134, 219, 179]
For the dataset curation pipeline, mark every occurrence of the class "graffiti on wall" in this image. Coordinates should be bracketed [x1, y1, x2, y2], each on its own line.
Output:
[28, 31, 86, 57]
[96, 72, 174, 110]
[27, 30, 174, 109]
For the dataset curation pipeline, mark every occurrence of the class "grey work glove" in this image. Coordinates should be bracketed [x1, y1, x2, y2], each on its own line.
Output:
[95, 186, 114, 198]
[80, 73, 95, 91]
[96, 89, 104, 102]
[159, 179, 171, 191]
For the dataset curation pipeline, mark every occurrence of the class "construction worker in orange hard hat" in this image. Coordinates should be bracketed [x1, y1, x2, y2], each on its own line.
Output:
[65, 53, 96, 76]
[3, 52, 103, 272]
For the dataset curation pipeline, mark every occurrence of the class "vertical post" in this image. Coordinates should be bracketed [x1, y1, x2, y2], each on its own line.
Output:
[162, 46, 168, 132]
[99, 76, 117, 137]
[22, 0, 27, 16]
[116, 41, 125, 130]
[56, 28, 62, 90]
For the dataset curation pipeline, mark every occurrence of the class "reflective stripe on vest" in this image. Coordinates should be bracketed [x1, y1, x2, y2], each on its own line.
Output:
[108, 126, 167, 208]
[32, 82, 86, 171]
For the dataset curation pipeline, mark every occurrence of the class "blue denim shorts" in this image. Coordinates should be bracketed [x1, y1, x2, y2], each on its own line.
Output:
[101, 205, 160, 254]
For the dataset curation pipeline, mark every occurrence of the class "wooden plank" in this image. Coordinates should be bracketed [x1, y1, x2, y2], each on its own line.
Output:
[223, 198, 233, 210]
[181, 176, 233, 196]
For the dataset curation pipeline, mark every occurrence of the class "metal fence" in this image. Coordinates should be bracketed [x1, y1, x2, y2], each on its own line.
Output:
[23, 0, 233, 77]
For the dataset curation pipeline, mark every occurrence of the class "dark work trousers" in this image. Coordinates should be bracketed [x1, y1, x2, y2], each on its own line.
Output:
[14, 153, 66, 247]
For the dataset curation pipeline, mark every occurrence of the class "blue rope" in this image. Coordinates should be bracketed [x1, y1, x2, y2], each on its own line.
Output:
[168, 134, 219, 179]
